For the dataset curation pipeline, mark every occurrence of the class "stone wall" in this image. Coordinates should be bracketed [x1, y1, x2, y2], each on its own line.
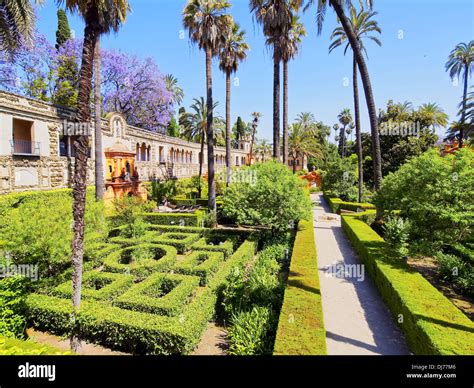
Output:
[0, 91, 250, 194]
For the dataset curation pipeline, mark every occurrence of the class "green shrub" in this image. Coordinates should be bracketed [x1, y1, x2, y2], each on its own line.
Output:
[227, 306, 274, 355]
[342, 212, 474, 355]
[383, 216, 411, 258]
[191, 237, 234, 258]
[150, 179, 177, 203]
[0, 336, 66, 355]
[273, 219, 326, 355]
[0, 191, 106, 278]
[436, 252, 473, 297]
[321, 152, 359, 202]
[0, 276, 28, 338]
[374, 148, 474, 253]
[222, 161, 311, 232]
[111, 196, 147, 238]
[103, 244, 177, 278]
[174, 251, 225, 285]
[115, 273, 200, 316]
[324, 193, 375, 214]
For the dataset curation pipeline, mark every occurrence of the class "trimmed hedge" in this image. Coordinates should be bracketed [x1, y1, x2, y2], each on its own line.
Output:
[103, 243, 177, 278]
[174, 251, 225, 286]
[342, 213, 474, 355]
[273, 219, 326, 355]
[53, 271, 134, 301]
[191, 238, 234, 259]
[154, 232, 201, 253]
[115, 273, 200, 316]
[26, 289, 215, 355]
[323, 193, 375, 214]
[142, 211, 205, 227]
[170, 196, 223, 208]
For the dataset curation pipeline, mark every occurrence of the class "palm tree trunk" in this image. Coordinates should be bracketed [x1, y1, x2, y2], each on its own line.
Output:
[353, 54, 363, 203]
[283, 60, 289, 165]
[94, 37, 104, 200]
[225, 71, 231, 187]
[198, 134, 204, 198]
[70, 9, 99, 352]
[330, 0, 382, 190]
[273, 44, 281, 160]
[459, 64, 468, 148]
[205, 47, 216, 216]
[249, 126, 256, 164]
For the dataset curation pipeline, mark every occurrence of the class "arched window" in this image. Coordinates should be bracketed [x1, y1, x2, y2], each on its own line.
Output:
[169, 148, 174, 162]
[141, 143, 147, 161]
[147, 146, 151, 162]
[136, 143, 140, 161]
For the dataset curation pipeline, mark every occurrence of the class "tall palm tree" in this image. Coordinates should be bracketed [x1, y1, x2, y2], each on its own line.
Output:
[94, 36, 104, 200]
[218, 21, 249, 186]
[0, 0, 36, 57]
[183, 0, 231, 215]
[165, 74, 185, 106]
[445, 41, 474, 148]
[249, 111, 261, 164]
[182, 97, 219, 198]
[58, 0, 129, 352]
[337, 108, 352, 157]
[280, 15, 306, 164]
[250, 0, 300, 160]
[329, 5, 381, 202]
[288, 121, 322, 173]
[304, 0, 383, 189]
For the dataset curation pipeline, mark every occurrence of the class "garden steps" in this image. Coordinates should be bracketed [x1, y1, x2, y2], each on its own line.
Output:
[312, 193, 409, 355]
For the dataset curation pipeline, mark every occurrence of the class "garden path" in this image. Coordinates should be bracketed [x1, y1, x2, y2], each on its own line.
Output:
[312, 193, 409, 355]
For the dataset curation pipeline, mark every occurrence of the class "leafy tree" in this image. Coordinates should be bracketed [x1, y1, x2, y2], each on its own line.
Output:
[222, 160, 311, 232]
[374, 148, 474, 253]
[55, 9, 72, 49]
[166, 116, 180, 137]
[321, 149, 358, 201]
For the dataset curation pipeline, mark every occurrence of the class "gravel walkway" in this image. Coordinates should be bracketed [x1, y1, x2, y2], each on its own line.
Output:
[312, 193, 409, 355]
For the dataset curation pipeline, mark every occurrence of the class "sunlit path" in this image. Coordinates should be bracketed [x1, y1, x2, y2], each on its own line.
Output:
[312, 193, 409, 355]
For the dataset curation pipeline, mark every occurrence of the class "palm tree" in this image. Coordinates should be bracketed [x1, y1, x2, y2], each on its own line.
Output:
[218, 21, 249, 186]
[280, 15, 306, 164]
[250, 0, 299, 160]
[249, 112, 262, 164]
[417, 103, 449, 130]
[304, 0, 383, 189]
[94, 37, 104, 200]
[0, 0, 36, 57]
[445, 41, 474, 148]
[165, 74, 185, 106]
[183, 0, 232, 215]
[337, 108, 352, 157]
[58, 0, 129, 352]
[182, 97, 219, 198]
[288, 121, 322, 173]
[329, 5, 381, 202]
[255, 138, 272, 161]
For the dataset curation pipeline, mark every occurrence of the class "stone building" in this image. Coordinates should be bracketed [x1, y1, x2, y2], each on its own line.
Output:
[0, 91, 251, 194]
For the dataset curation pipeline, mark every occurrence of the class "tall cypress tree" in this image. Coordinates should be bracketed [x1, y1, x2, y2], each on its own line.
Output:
[55, 9, 72, 50]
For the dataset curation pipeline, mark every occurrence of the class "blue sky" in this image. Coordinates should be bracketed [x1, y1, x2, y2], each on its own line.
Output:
[36, 0, 474, 142]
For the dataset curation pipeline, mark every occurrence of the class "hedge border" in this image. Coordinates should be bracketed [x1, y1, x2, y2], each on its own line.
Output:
[341, 212, 474, 355]
[103, 243, 177, 278]
[53, 271, 135, 301]
[191, 238, 234, 259]
[0, 336, 67, 355]
[142, 212, 205, 227]
[323, 192, 375, 214]
[115, 273, 200, 316]
[153, 232, 201, 253]
[174, 251, 225, 286]
[273, 218, 327, 355]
